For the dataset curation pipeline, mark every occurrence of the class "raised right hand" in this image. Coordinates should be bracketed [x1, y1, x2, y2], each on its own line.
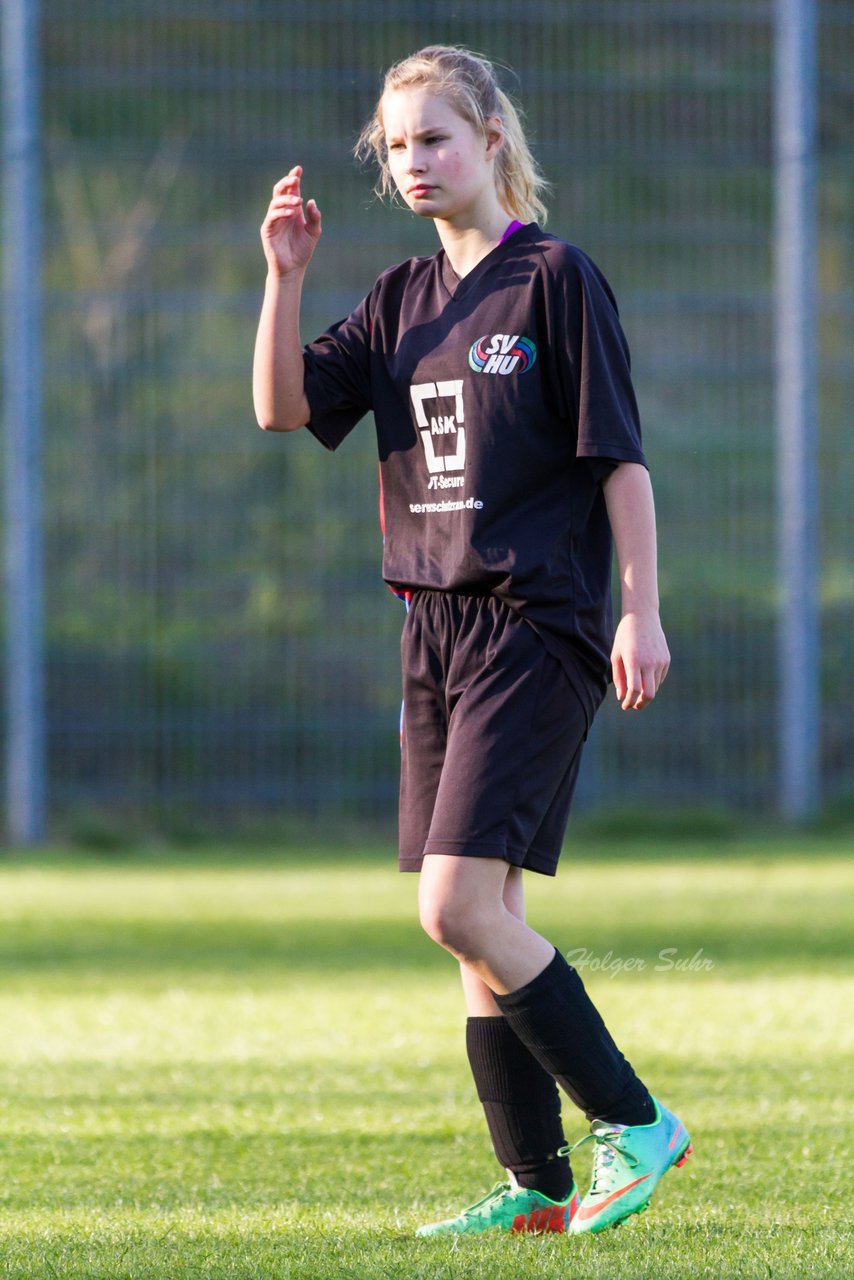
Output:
[260, 166, 322, 276]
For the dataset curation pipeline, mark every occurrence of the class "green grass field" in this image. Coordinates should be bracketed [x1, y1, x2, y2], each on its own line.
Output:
[0, 831, 851, 1279]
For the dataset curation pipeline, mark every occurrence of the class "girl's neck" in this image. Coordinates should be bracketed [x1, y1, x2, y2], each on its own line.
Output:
[434, 207, 518, 280]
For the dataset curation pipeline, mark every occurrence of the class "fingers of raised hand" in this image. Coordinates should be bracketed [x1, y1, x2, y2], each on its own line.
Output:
[262, 192, 307, 238]
[265, 170, 302, 218]
[304, 198, 321, 228]
[268, 193, 304, 218]
[264, 169, 322, 232]
[273, 166, 302, 195]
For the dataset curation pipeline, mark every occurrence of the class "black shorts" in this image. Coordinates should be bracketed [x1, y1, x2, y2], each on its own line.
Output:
[398, 590, 597, 878]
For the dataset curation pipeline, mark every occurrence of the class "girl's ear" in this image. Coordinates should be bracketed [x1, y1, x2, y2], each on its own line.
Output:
[485, 116, 504, 159]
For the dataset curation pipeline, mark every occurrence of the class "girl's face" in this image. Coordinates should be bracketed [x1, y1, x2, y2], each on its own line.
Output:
[381, 87, 503, 224]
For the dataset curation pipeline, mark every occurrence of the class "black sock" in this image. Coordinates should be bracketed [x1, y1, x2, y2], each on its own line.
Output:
[466, 1016, 574, 1201]
[493, 950, 655, 1126]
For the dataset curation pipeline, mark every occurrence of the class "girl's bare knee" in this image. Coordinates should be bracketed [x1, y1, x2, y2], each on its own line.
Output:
[419, 895, 461, 950]
[418, 894, 487, 959]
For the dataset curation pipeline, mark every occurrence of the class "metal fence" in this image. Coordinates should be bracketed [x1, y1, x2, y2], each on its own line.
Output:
[4, 0, 852, 835]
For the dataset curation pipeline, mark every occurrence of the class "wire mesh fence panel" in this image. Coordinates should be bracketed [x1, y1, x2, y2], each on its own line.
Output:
[28, 0, 853, 832]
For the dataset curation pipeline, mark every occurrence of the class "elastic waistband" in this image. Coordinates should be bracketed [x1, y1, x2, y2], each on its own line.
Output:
[405, 584, 496, 602]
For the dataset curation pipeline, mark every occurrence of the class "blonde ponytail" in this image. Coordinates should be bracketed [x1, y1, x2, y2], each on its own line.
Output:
[355, 45, 551, 226]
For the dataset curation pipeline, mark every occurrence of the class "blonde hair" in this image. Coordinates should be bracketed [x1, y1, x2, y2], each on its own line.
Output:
[355, 45, 551, 226]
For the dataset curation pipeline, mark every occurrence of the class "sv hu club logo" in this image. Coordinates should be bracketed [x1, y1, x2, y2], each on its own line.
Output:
[468, 334, 537, 375]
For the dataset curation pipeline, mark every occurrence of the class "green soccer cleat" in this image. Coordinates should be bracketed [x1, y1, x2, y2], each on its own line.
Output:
[566, 1097, 693, 1235]
[415, 1172, 581, 1237]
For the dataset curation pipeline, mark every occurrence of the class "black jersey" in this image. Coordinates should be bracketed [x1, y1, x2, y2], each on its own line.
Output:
[302, 222, 646, 717]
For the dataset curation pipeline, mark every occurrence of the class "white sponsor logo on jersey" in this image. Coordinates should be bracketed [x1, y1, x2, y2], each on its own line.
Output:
[410, 380, 466, 478]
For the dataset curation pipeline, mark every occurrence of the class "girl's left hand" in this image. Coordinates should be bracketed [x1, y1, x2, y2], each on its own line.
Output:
[610, 611, 670, 710]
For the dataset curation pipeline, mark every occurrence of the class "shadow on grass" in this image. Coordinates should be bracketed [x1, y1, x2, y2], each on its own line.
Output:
[0, 908, 849, 981]
[5, 815, 854, 868]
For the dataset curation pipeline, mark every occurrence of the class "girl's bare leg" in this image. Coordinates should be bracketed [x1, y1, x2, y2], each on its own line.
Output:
[419, 854, 555, 994]
[459, 865, 526, 1015]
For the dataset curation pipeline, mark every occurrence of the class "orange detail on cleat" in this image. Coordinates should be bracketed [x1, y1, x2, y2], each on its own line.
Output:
[675, 1143, 694, 1167]
[546, 1204, 569, 1232]
[575, 1172, 653, 1222]
[667, 1122, 684, 1150]
[510, 1204, 568, 1234]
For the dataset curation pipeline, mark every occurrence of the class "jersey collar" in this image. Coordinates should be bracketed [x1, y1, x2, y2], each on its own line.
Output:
[439, 222, 539, 302]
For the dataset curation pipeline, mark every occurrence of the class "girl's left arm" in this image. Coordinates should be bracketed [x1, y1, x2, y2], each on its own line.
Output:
[601, 461, 670, 710]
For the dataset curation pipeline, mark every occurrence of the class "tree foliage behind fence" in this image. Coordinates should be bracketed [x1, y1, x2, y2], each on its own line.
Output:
[32, 0, 853, 830]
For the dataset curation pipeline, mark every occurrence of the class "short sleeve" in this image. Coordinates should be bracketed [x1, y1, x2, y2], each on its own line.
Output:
[554, 249, 647, 470]
[302, 290, 373, 451]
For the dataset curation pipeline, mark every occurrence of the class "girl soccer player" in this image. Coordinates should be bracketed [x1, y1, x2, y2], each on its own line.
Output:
[253, 44, 692, 1237]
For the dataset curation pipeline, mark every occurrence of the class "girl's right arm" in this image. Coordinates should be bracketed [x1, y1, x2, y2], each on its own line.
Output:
[253, 166, 322, 432]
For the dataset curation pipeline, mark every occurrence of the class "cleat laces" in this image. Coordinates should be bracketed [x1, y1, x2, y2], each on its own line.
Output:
[454, 1180, 514, 1223]
[561, 1128, 638, 1196]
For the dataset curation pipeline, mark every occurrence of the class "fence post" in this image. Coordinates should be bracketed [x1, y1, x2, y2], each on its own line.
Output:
[774, 0, 819, 821]
[2, 0, 46, 843]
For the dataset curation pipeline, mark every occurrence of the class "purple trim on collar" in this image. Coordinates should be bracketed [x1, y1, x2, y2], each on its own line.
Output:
[500, 219, 525, 244]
